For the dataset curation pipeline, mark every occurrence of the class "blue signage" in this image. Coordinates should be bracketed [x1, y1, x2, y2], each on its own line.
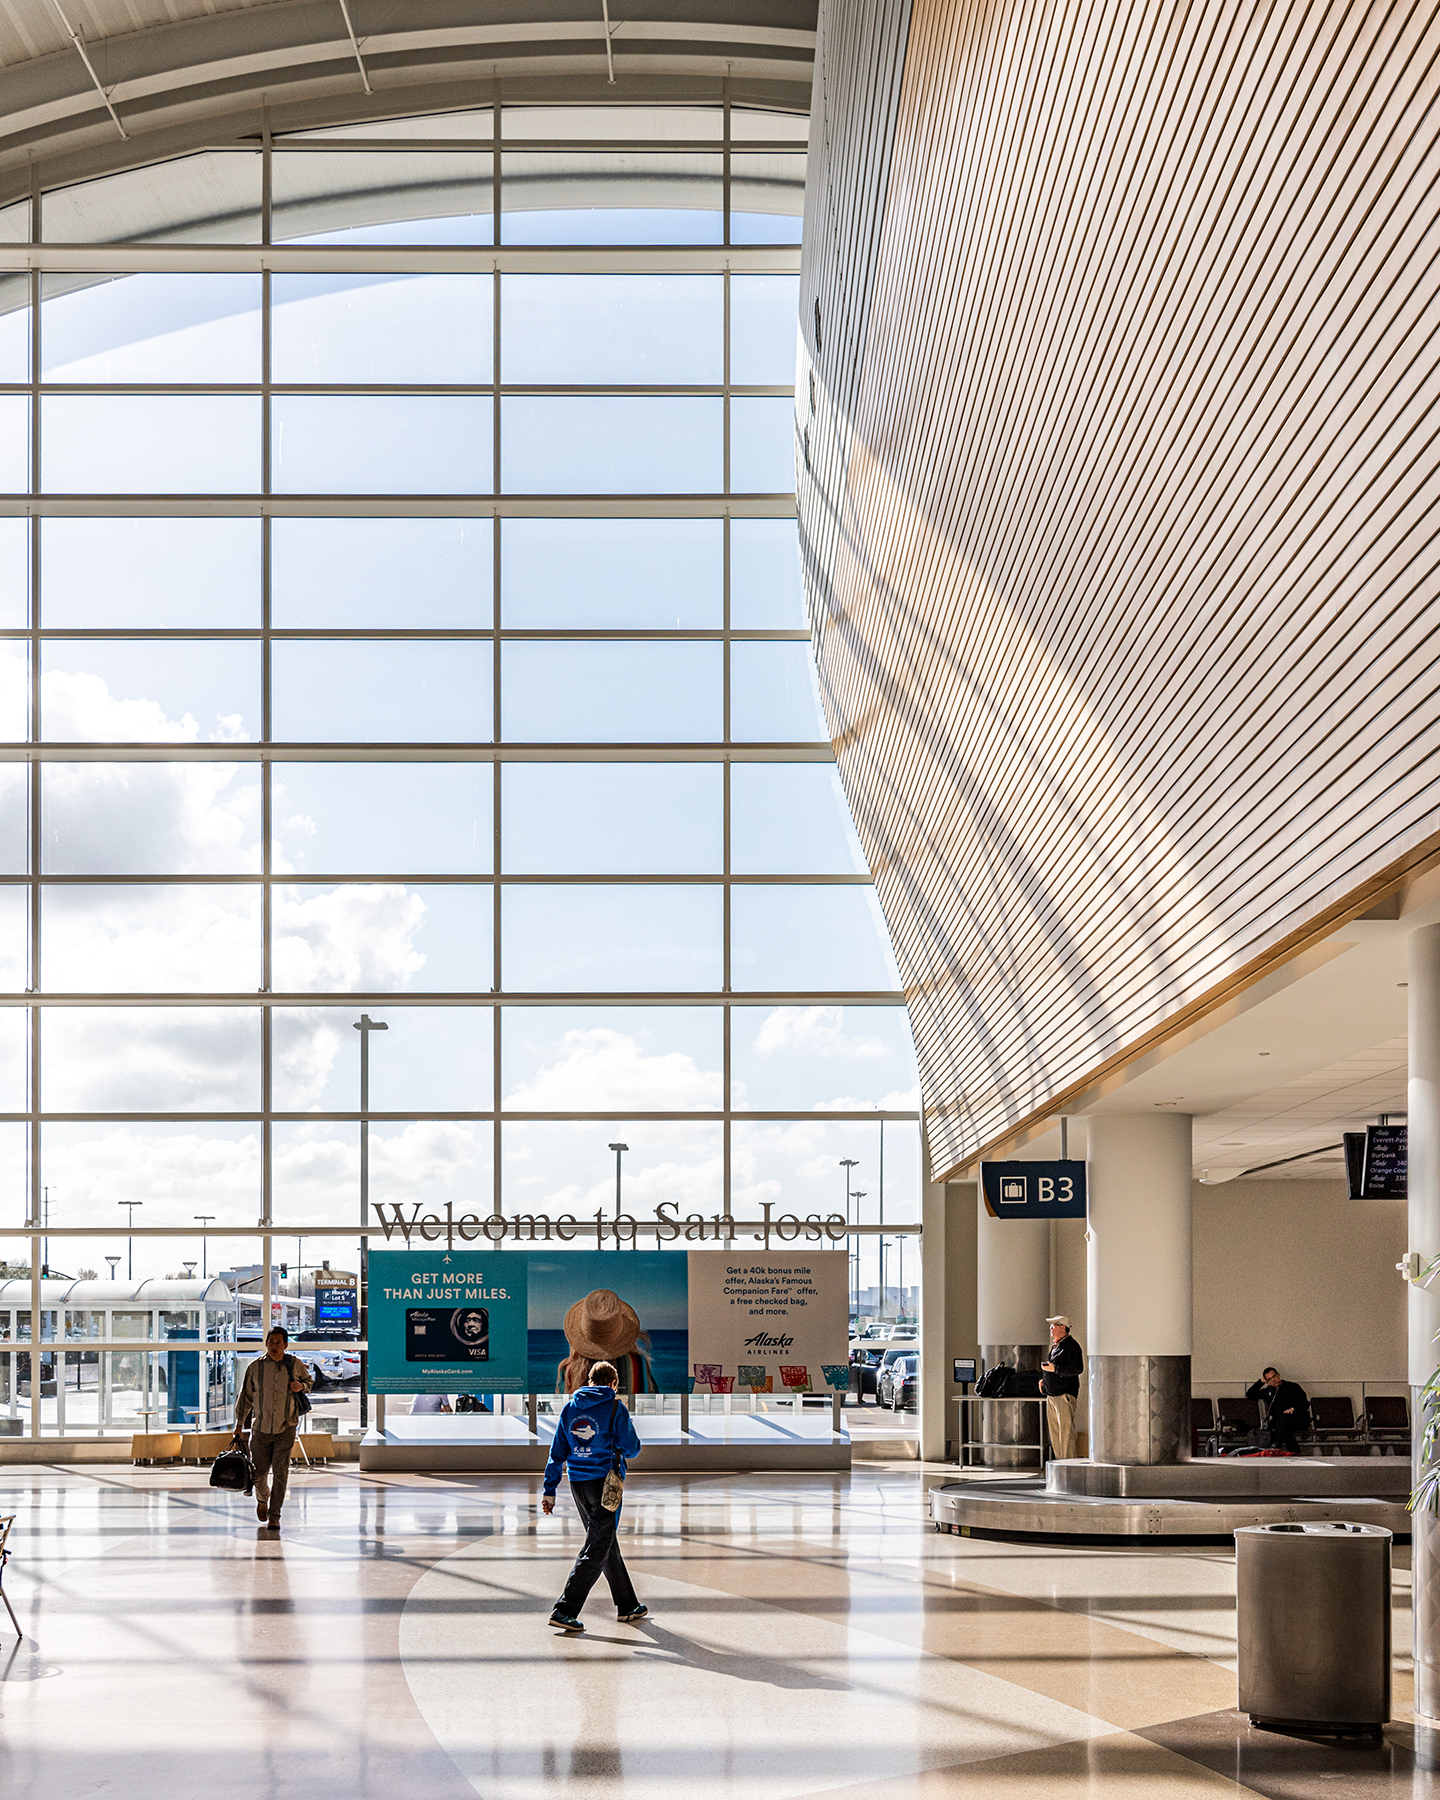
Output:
[367, 1250, 529, 1394]
[980, 1160, 1087, 1219]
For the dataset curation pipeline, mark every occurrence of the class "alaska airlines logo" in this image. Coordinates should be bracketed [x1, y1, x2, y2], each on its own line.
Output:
[744, 1332, 795, 1351]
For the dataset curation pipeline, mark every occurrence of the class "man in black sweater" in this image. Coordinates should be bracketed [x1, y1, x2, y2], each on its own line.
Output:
[1246, 1367, 1311, 1454]
[1041, 1314, 1084, 1460]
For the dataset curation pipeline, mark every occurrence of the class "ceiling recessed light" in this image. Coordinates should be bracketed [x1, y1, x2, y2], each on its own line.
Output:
[1399, 983, 1409, 988]
[1259, 1052, 1271, 1057]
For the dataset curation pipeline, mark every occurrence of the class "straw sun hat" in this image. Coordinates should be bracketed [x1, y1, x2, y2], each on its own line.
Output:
[563, 1288, 641, 1360]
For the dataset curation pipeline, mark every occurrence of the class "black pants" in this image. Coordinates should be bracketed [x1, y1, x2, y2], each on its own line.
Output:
[1270, 1425, 1301, 1455]
[556, 1479, 639, 1618]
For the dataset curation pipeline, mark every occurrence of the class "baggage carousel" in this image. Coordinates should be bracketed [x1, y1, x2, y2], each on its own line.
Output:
[929, 1457, 1413, 1542]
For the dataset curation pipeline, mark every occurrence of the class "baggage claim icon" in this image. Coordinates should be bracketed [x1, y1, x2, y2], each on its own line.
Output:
[1000, 1174, 1027, 1205]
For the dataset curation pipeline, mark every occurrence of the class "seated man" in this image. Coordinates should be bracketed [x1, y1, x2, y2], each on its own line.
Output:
[1245, 1366, 1311, 1453]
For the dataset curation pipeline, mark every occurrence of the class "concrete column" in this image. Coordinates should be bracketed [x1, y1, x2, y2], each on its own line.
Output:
[918, 1157, 948, 1463]
[1086, 1112, 1192, 1465]
[1409, 925, 1440, 1725]
[977, 1188, 1048, 1467]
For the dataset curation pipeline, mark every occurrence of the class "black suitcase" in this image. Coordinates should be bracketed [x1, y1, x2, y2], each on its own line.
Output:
[209, 1443, 255, 1496]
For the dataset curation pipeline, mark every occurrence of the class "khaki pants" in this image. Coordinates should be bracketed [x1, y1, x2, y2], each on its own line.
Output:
[1046, 1393, 1077, 1461]
[250, 1426, 296, 1521]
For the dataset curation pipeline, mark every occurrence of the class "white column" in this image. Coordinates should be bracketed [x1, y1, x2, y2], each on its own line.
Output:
[976, 1192, 1048, 1347]
[1085, 1111, 1192, 1464]
[919, 1164, 948, 1462]
[1408, 924, 1440, 1724]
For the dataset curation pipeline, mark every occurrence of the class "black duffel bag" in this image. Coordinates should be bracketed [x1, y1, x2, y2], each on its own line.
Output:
[1002, 1369, 1044, 1399]
[209, 1440, 255, 1496]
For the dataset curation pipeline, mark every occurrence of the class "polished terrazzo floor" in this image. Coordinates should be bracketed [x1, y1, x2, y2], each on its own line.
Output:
[0, 1459, 1432, 1797]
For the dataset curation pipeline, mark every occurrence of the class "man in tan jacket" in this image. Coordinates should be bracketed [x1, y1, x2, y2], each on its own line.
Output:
[234, 1326, 312, 1532]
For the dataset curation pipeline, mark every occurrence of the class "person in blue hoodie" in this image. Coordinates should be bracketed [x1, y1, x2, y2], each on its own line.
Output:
[541, 1358, 646, 1632]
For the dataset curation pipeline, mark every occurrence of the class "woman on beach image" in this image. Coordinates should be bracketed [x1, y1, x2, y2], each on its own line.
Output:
[556, 1287, 659, 1394]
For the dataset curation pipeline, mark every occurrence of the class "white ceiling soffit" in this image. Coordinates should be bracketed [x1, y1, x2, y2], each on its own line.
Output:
[0, 1, 815, 193]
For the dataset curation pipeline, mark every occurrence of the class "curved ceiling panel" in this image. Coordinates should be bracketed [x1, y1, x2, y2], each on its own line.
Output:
[0, 1, 815, 200]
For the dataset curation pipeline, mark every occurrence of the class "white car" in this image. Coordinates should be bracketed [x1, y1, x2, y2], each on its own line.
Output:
[312, 1351, 361, 1383]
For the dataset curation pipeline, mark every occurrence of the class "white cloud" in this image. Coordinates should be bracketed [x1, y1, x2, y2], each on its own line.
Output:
[44, 1008, 260, 1110]
[44, 759, 260, 874]
[272, 885, 428, 991]
[44, 1123, 262, 1223]
[751, 1006, 887, 1059]
[44, 886, 261, 991]
[504, 1027, 721, 1111]
[272, 1118, 490, 1225]
[41, 668, 250, 746]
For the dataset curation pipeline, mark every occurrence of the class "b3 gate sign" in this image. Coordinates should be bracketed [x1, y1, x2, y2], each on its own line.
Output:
[980, 1160, 1087, 1220]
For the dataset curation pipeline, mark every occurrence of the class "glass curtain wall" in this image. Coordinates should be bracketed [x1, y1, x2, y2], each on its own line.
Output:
[0, 104, 918, 1434]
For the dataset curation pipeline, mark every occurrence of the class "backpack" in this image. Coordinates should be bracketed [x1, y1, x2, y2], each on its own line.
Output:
[285, 1355, 312, 1418]
[975, 1365, 1009, 1397]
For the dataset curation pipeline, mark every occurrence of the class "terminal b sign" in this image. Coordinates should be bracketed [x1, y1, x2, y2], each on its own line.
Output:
[980, 1160, 1087, 1219]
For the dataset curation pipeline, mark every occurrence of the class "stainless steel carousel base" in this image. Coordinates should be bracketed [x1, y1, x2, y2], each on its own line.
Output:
[929, 1477, 1412, 1542]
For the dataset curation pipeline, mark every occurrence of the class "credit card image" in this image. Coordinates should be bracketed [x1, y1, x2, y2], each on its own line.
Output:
[405, 1306, 489, 1363]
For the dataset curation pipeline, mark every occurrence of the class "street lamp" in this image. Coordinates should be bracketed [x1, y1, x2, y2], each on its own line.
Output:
[607, 1143, 629, 1248]
[354, 1014, 388, 1431]
[194, 1214, 215, 1279]
[118, 1200, 142, 1281]
[105, 1256, 120, 1282]
[840, 1160, 859, 1328]
[41, 1184, 56, 1279]
[182, 1262, 197, 1280]
[851, 1191, 867, 1323]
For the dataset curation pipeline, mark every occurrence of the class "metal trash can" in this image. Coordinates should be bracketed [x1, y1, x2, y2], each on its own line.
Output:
[1235, 1522, 1391, 1735]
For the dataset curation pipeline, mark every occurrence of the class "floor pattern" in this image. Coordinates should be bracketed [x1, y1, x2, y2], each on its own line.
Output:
[0, 1459, 1430, 1797]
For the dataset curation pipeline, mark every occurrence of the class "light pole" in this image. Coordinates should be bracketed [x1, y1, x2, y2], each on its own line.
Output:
[41, 1184, 55, 1278]
[897, 1233, 906, 1321]
[194, 1214, 214, 1279]
[608, 1143, 629, 1249]
[840, 1159, 859, 1327]
[851, 1191, 867, 1322]
[105, 1256, 120, 1282]
[354, 1014, 388, 1430]
[118, 1201, 142, 1281]
[878, 1231, 889, 1321]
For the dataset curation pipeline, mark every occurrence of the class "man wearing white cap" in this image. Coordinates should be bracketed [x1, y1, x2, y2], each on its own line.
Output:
[1040, 1314, 1083, 1462]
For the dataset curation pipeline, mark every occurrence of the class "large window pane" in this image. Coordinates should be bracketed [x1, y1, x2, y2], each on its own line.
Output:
[270, 642, 492, 743]
[273, 1118, 493, 1224]
[730, 641, 827, 741]
[501, 275, 721, 383]
[504, 106, 722, 140]
[730, 276, 800, 385]
[0, 765, 26, 872]
[730, 518, 805, 628]
[271, 518, 491, 628]
[501, 642, 720, 742]
[501, 765, 721, 874]
[42, 1008, 261, 1110]
[0, 395, 27, 492]
[41, 153, 263, 245]
[272, 396, 492, 494]
[42, 1122, 261, 1227]
[0, 275, 28, 382]
[500, 518, 720, 628]
[730, 765, 867, 874]
[731, 1007, 918, 1110]
[733, 1121, 920, 1237]
[273, 1006, 493, 1111]
[273, 765, 492, 874]
[271, 274, 492, 383]
[43, 763, 261, 874]
[731, 397, 797, 493]
[40, 642, 260, 742]
[503, 1007, 722, 1110]
[503, 1121, 722, 1213]
[0, 641, 25, 740]
[502, 397, 721, 493]
[730, 152, 806, 244]
[501, 152, 723, 244]
[731, 888, 900, 992]
[283, 110, 494, 141]
[0, 516, 26, 628]
[503, 886, 722, 991]
[42, 886, 260, 992]
[0, 886, 24, 988]
[0, 1010, 25, 1109]
[42, 396, 260, 493]
[40, 273, 262, 383]
[41, 518, 260, 627]
[271, 150, 494, 246]
[272, 884, 492, 993]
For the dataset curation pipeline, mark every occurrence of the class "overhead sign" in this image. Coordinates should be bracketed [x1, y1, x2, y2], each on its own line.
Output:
[980, 1160, 1087, 1219]
[313, 1280, 358, 1334]
[1362, 1125, 1407, 1198]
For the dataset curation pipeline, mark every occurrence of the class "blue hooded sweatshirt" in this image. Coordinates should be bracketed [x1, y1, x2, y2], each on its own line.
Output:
[543, 1384, 642, 1495]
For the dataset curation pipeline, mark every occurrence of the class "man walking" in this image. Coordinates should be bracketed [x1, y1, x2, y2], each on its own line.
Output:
[234, 1325, 312, 1533]
[1040, 1313, 1083, 1462]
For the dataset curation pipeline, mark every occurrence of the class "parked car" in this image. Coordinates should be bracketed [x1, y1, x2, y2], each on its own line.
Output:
[878, 1352, 918, 1410]
[312, 1350, 361, 1384]
[849, 1345, 886, 1401]
[887, 1325, 918, 1344]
